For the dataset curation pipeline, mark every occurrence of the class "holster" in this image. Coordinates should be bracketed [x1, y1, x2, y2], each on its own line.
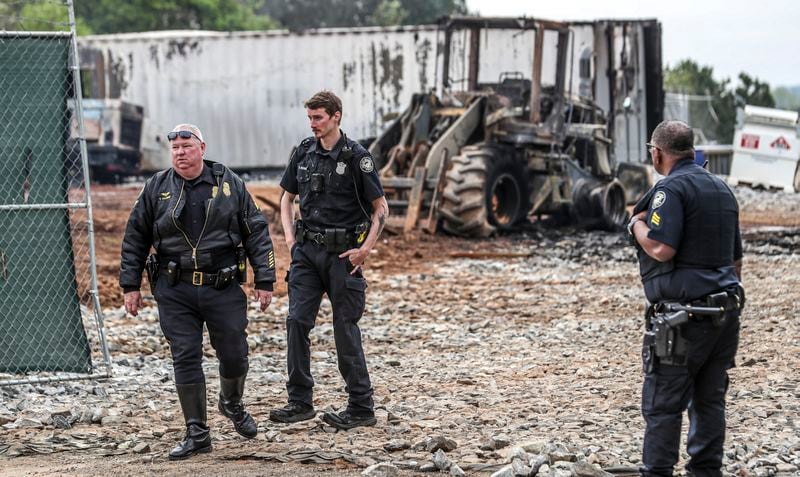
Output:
[145, 253, 160, 291]
[649, 308, 689, 366]
[354, 222, 370, 246]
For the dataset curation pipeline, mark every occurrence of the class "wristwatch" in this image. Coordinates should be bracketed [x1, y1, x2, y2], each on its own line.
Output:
[627, 216, 641, 236]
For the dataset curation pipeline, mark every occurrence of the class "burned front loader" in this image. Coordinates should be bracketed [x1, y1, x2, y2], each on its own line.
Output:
[369, 16, 648, 237]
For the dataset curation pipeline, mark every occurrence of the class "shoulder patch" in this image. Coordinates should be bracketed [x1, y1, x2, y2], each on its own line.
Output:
[359, 156, 374, 173]
[651, 190, 666, 209]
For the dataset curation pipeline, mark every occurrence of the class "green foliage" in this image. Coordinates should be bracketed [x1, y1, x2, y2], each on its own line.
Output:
[665, 59, 777, 143]
[773, 86, 800, 110]
[0, 2, 92, 34]
[0, 0, 277, 34]
[372, 0, 408, 27]
[74, 0, 278, 34]
[258, 0, 467, 30]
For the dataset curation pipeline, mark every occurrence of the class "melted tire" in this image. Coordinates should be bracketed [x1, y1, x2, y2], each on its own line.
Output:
[440, 145, 528, 237]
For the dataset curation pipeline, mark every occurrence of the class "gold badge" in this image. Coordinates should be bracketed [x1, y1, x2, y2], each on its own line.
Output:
[222, 182, 231, 197]
[159, 191, 171, 201]
[212, 186, 219, 198]
[267, 250, 275, 268]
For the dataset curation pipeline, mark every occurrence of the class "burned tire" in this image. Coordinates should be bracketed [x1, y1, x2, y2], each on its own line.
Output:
[440, 145, 529, 237]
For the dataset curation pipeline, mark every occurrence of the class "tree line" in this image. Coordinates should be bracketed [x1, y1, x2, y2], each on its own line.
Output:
[0, 0, 467, 34]
[664, 59, 790, 144]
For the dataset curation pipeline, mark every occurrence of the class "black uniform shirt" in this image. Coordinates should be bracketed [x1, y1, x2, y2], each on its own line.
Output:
[280, 133, 384, 232]
[179, 164, 215, 242]
[642, 159, 742, 302]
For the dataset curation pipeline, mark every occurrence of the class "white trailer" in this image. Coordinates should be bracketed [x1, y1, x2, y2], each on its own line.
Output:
[77, 18, 661, 172]
[729, 105, 800, 192]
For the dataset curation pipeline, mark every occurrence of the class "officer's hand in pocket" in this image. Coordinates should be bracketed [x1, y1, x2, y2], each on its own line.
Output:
[254, 289, 273, 311]
[339, 247, 368, 275]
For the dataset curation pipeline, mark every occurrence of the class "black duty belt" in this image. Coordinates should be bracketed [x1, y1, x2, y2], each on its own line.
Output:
[301, 228, 362, 249]
[688, 286, 744, 312]
[165, 269, 238, 286]
[180, 270, 225, 286]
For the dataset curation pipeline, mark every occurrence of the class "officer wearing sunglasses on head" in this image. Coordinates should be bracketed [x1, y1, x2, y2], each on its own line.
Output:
[119, 124, 276, 460]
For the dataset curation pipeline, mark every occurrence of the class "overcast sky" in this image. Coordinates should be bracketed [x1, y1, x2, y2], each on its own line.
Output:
[465, 0, 799, 88]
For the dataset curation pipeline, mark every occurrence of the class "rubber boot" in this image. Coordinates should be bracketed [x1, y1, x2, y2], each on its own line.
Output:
[169, 382, 212, 460]
[218, 374, 257, 438]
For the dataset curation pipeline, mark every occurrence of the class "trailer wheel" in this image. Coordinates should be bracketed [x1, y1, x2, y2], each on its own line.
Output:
[440, 145, 528, 237]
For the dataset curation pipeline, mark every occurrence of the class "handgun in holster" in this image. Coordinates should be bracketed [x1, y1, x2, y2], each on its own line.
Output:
[235, 246, 247, 283]
[145, 253, 160, 291]
[165, 261, 179, 286]
[651, 308, 689, 366]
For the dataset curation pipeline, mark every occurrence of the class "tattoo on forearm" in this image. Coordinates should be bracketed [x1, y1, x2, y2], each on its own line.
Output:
[377, 212, 386, 235]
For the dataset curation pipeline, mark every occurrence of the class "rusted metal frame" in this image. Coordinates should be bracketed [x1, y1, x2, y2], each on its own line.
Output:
[441, 25, 453, 90]
[551, 27, 571, 139]
[467, 26, 480, 91]
[530, 25, 544, 124]
[403, 166, 428, 233]
[422, 149, 451, 234]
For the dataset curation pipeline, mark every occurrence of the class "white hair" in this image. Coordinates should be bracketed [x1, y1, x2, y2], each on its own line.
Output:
[170, 123, 205, 143]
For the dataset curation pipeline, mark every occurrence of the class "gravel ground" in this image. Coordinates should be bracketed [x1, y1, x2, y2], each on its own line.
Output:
[1, 186, 798, 476]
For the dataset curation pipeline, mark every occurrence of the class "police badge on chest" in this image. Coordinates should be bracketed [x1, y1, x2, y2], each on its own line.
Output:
[336, 162, 347, 175]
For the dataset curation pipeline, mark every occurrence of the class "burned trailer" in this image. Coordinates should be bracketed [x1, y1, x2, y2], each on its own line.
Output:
[369, 16, 662, 236]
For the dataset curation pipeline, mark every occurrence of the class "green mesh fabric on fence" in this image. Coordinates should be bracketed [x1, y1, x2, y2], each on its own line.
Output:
[0, 35, 92, 373]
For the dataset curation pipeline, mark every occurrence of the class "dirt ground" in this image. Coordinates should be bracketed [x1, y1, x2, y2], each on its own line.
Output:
[89, 182, 493, 307]
[1, 181, 799, 477]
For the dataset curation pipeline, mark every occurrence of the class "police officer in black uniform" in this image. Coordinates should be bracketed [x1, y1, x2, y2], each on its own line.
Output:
[269, 91, 388, 430]
[629, 120, 744, 477]
[120, 124, 276, 459]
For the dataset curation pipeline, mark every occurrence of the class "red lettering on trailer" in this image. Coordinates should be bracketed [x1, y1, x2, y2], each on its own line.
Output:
[740, 134, 760, 149]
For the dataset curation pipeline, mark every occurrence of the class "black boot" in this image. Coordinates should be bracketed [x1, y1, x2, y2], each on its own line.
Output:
[218, 374, 257, 439]
[321, 409, 376, 430]
[169, 383, 212, 461]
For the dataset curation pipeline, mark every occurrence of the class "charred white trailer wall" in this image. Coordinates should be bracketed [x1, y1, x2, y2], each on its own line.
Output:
[79, 20, 660, 171]
[79, 27, 441, 170]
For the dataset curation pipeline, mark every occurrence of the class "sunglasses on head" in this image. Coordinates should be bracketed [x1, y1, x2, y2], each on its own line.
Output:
[167, 130, 201, 141]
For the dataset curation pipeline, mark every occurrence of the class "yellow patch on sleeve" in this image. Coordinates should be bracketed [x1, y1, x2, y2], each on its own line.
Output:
[651, 211, 661, 227]
[267, 250, 275, 268]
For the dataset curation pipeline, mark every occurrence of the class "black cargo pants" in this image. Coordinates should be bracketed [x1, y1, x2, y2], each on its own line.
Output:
[285, 241, 374, 415]
[640, 311, 740, 477]
[154, 274, 249, 385]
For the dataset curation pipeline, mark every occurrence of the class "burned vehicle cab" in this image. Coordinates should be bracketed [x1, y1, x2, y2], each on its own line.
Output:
[78, 99, 144, 183]
[368, 16, 662, 237]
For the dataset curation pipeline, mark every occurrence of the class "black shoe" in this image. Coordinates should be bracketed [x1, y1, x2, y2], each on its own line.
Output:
[169, 423, 212, 460]
[170, 383, 212, 460]
[269, 402, 316, 423]
[321, 410, 376, 430]
[218, 375, 257, 439]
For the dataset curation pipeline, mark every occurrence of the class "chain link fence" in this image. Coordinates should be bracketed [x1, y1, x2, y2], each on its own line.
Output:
[0, 0, 111, 385]
[664, 92, 722, 144]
